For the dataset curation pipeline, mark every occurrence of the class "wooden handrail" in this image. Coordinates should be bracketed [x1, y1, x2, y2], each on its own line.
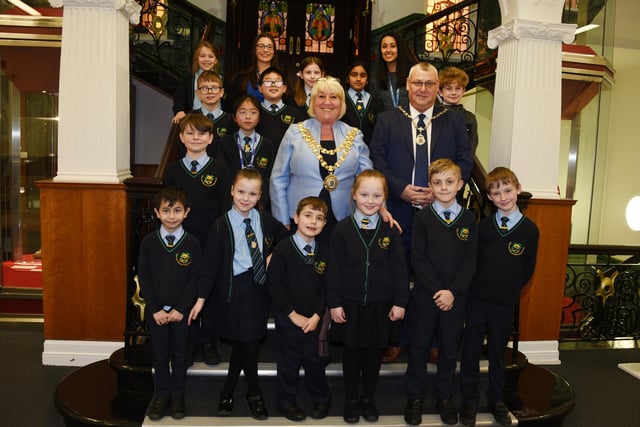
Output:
[154, 123, 181, 179]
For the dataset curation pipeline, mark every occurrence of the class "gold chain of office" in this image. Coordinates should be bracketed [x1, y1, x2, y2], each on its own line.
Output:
[398, 106, 448, 145]
[297, 123, 358, 192]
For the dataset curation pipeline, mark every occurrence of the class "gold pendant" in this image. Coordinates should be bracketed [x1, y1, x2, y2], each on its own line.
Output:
[323, 173, 339, 192]
[416, 133, 426, 146]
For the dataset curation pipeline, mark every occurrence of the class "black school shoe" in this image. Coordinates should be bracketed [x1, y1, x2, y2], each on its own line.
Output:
[147, 396, 169, 421]
[276, 401, 306, 421]
[459, 402, 477, 427]
[489, 401, 513, 426]
[436, 398, 458, 425]
[404, 398, 424, 425]
[310, 401, 330, 419]
[343, 400, 360, 423]
[247, 394, 269, 420]
[171, 398, 186, 419]
[361, 397, 379, 422]
[217, 394, 233, 416]
[202, 341, 220, 365]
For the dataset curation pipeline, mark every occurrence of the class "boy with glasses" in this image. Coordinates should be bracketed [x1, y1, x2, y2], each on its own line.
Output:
[256, 67, 305, 153]
[188, 71, 237, 157]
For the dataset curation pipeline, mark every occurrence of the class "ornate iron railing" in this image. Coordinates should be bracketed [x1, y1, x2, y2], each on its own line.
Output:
[130, 0, 225, 96]
[561, 245, 640, 341]
[371, 0, 500, 79]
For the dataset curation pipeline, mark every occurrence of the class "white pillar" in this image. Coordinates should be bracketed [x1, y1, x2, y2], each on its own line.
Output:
[488, 1, 575, 199]
[50, 0, 141, 183]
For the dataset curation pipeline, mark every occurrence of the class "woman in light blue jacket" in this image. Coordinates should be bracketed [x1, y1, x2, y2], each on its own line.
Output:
[270, 76, 373, 243]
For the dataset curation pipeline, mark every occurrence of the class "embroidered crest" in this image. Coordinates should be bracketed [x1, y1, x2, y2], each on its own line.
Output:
[508, 241, 525, 256]
[367, 112, 375, 123]
[256, 157, 269, 168]
[456, 227, 470, 241]
[216, 127, 228, 137]
[378, 236, 391, 249]
[176, 252, 192, 266]
[201, 174, 218, 187]
[281, 114, 294, 124]
[264, 236, 274, 248]
[315, 260, 327, 274]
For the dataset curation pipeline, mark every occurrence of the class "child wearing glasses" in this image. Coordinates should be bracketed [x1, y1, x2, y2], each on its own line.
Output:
[226, 33, 280, 107]
[218, 95, 275, 211]
[172, 41, 220, 124]
[188, 71, 237, 157]
[256, 67, 305, 153]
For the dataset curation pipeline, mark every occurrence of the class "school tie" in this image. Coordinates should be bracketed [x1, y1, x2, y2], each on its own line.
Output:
[303, 244, 314, 265]
[355, 92, 364, 113]
[206, 112, 214, 121]
[414, 113, 428, 187]
[361, 217, 370, 229]
[270, 104, 278, 113]
[244, 218, 266, 284]
[165, 234, 175, 248]
[242, 136, 253, 167]
[443, 210, 452, 223]
[190, 160, 198, 174]
[500, 216, 509, 230]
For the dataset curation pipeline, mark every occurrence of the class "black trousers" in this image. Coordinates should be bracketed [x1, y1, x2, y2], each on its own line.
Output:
[188, 295, 220, 346]
[274, 311, 330, 404]
[148, 312, 189, 399]
[460, 296, 515, 404]
[404, 287, 465, 400]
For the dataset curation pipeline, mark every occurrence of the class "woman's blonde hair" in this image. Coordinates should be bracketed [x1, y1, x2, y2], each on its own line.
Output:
[308, 77, 347, 119]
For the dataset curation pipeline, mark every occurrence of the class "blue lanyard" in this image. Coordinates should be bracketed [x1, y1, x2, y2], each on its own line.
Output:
[236, 133, 256, 169]
[388, 72, 399, 108]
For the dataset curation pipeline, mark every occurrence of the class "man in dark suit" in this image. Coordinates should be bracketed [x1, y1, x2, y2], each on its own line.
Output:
[369, 62, 472, 366]
[370, 61, 472, 253]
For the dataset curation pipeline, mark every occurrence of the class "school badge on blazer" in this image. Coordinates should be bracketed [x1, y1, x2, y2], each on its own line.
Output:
[456, 227, 470, 241]
[201, 174, 218, 187]
[508, 241, 525, 256]
[264, 236, 274, 248]
[281, 114, 294, 124]
[314, 260, 327, 274]
[378, 236, 391, 249]
[367, 112, 376, 123]
[256, 157, 269, 169]
[176, 252, 192, 266]
[216, 127, 228, 137]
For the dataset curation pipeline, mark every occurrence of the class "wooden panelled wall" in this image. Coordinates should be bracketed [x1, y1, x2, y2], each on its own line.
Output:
[38, 181, 128, 340]
[519, 198, 576, 340]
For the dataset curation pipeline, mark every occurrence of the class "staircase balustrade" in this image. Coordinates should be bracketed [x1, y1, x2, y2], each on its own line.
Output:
[561, 245, 640, 341]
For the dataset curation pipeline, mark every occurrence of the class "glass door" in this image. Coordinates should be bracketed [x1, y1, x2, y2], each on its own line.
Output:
[0, 16, 61, 264]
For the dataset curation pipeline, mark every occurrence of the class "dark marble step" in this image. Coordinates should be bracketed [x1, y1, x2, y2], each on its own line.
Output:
[55, 349, 573, 427]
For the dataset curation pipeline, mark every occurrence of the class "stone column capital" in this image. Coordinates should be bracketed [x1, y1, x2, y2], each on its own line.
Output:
[49, 0, 141, 24]
[488, 19, 576, 49]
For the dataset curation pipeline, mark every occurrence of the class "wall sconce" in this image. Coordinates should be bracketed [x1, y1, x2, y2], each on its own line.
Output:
[626, 196, 640, 231]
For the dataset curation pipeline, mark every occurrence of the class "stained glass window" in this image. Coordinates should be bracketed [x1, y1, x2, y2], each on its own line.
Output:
[305, 3, 335, 53]
[258, 1, 288, 52]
